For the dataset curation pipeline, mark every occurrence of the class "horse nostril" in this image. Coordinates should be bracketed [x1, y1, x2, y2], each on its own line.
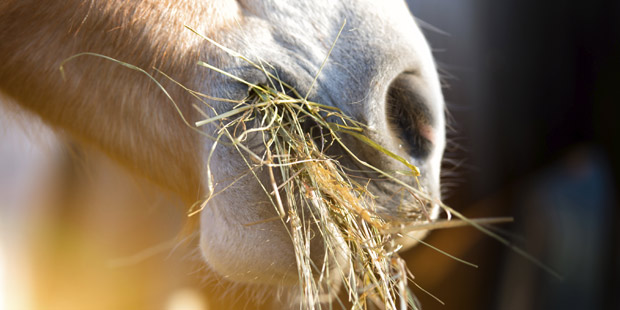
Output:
[385, 71, 435, 159]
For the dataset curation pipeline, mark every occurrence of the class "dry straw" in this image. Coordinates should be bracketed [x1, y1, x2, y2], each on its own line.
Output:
[181, 22, 477, 309]
[183, 22, 436, 309]
[59, 20, 556, 310]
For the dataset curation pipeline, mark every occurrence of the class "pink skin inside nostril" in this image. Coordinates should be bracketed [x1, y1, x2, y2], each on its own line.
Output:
[419, 124, 435, 146]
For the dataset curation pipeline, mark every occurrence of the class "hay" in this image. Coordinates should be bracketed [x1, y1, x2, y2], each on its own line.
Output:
[189, 71, 421, 309]
[59, 21, 558, 310]
[184, 23, 436, 309]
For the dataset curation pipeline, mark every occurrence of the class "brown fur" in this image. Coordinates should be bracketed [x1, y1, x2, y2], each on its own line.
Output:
[0, 0, 240, 202]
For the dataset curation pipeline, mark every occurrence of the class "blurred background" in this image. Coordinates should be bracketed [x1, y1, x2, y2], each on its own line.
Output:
[404, 0, 620, 309]
[1, 1, 619, 309]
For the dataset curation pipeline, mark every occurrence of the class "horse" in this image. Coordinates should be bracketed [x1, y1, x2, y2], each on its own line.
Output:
[0, 0, 445, 308]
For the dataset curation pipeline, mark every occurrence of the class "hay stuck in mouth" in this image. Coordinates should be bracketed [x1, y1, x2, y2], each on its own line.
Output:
[194, 77, 427, 310]
[194, 83, 428, 310]
[184, 24, 441, 310]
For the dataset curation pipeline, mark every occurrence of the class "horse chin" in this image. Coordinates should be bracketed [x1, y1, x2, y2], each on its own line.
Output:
[197, 182, 342, 286]
[198, 197, 298, 285]
[198, 175, 441, 287]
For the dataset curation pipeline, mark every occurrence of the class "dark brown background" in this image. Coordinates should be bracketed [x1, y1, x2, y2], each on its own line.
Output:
[404, 0, 620, 309]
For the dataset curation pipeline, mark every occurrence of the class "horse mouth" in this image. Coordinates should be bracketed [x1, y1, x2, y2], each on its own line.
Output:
[198, 61, 443, 306]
